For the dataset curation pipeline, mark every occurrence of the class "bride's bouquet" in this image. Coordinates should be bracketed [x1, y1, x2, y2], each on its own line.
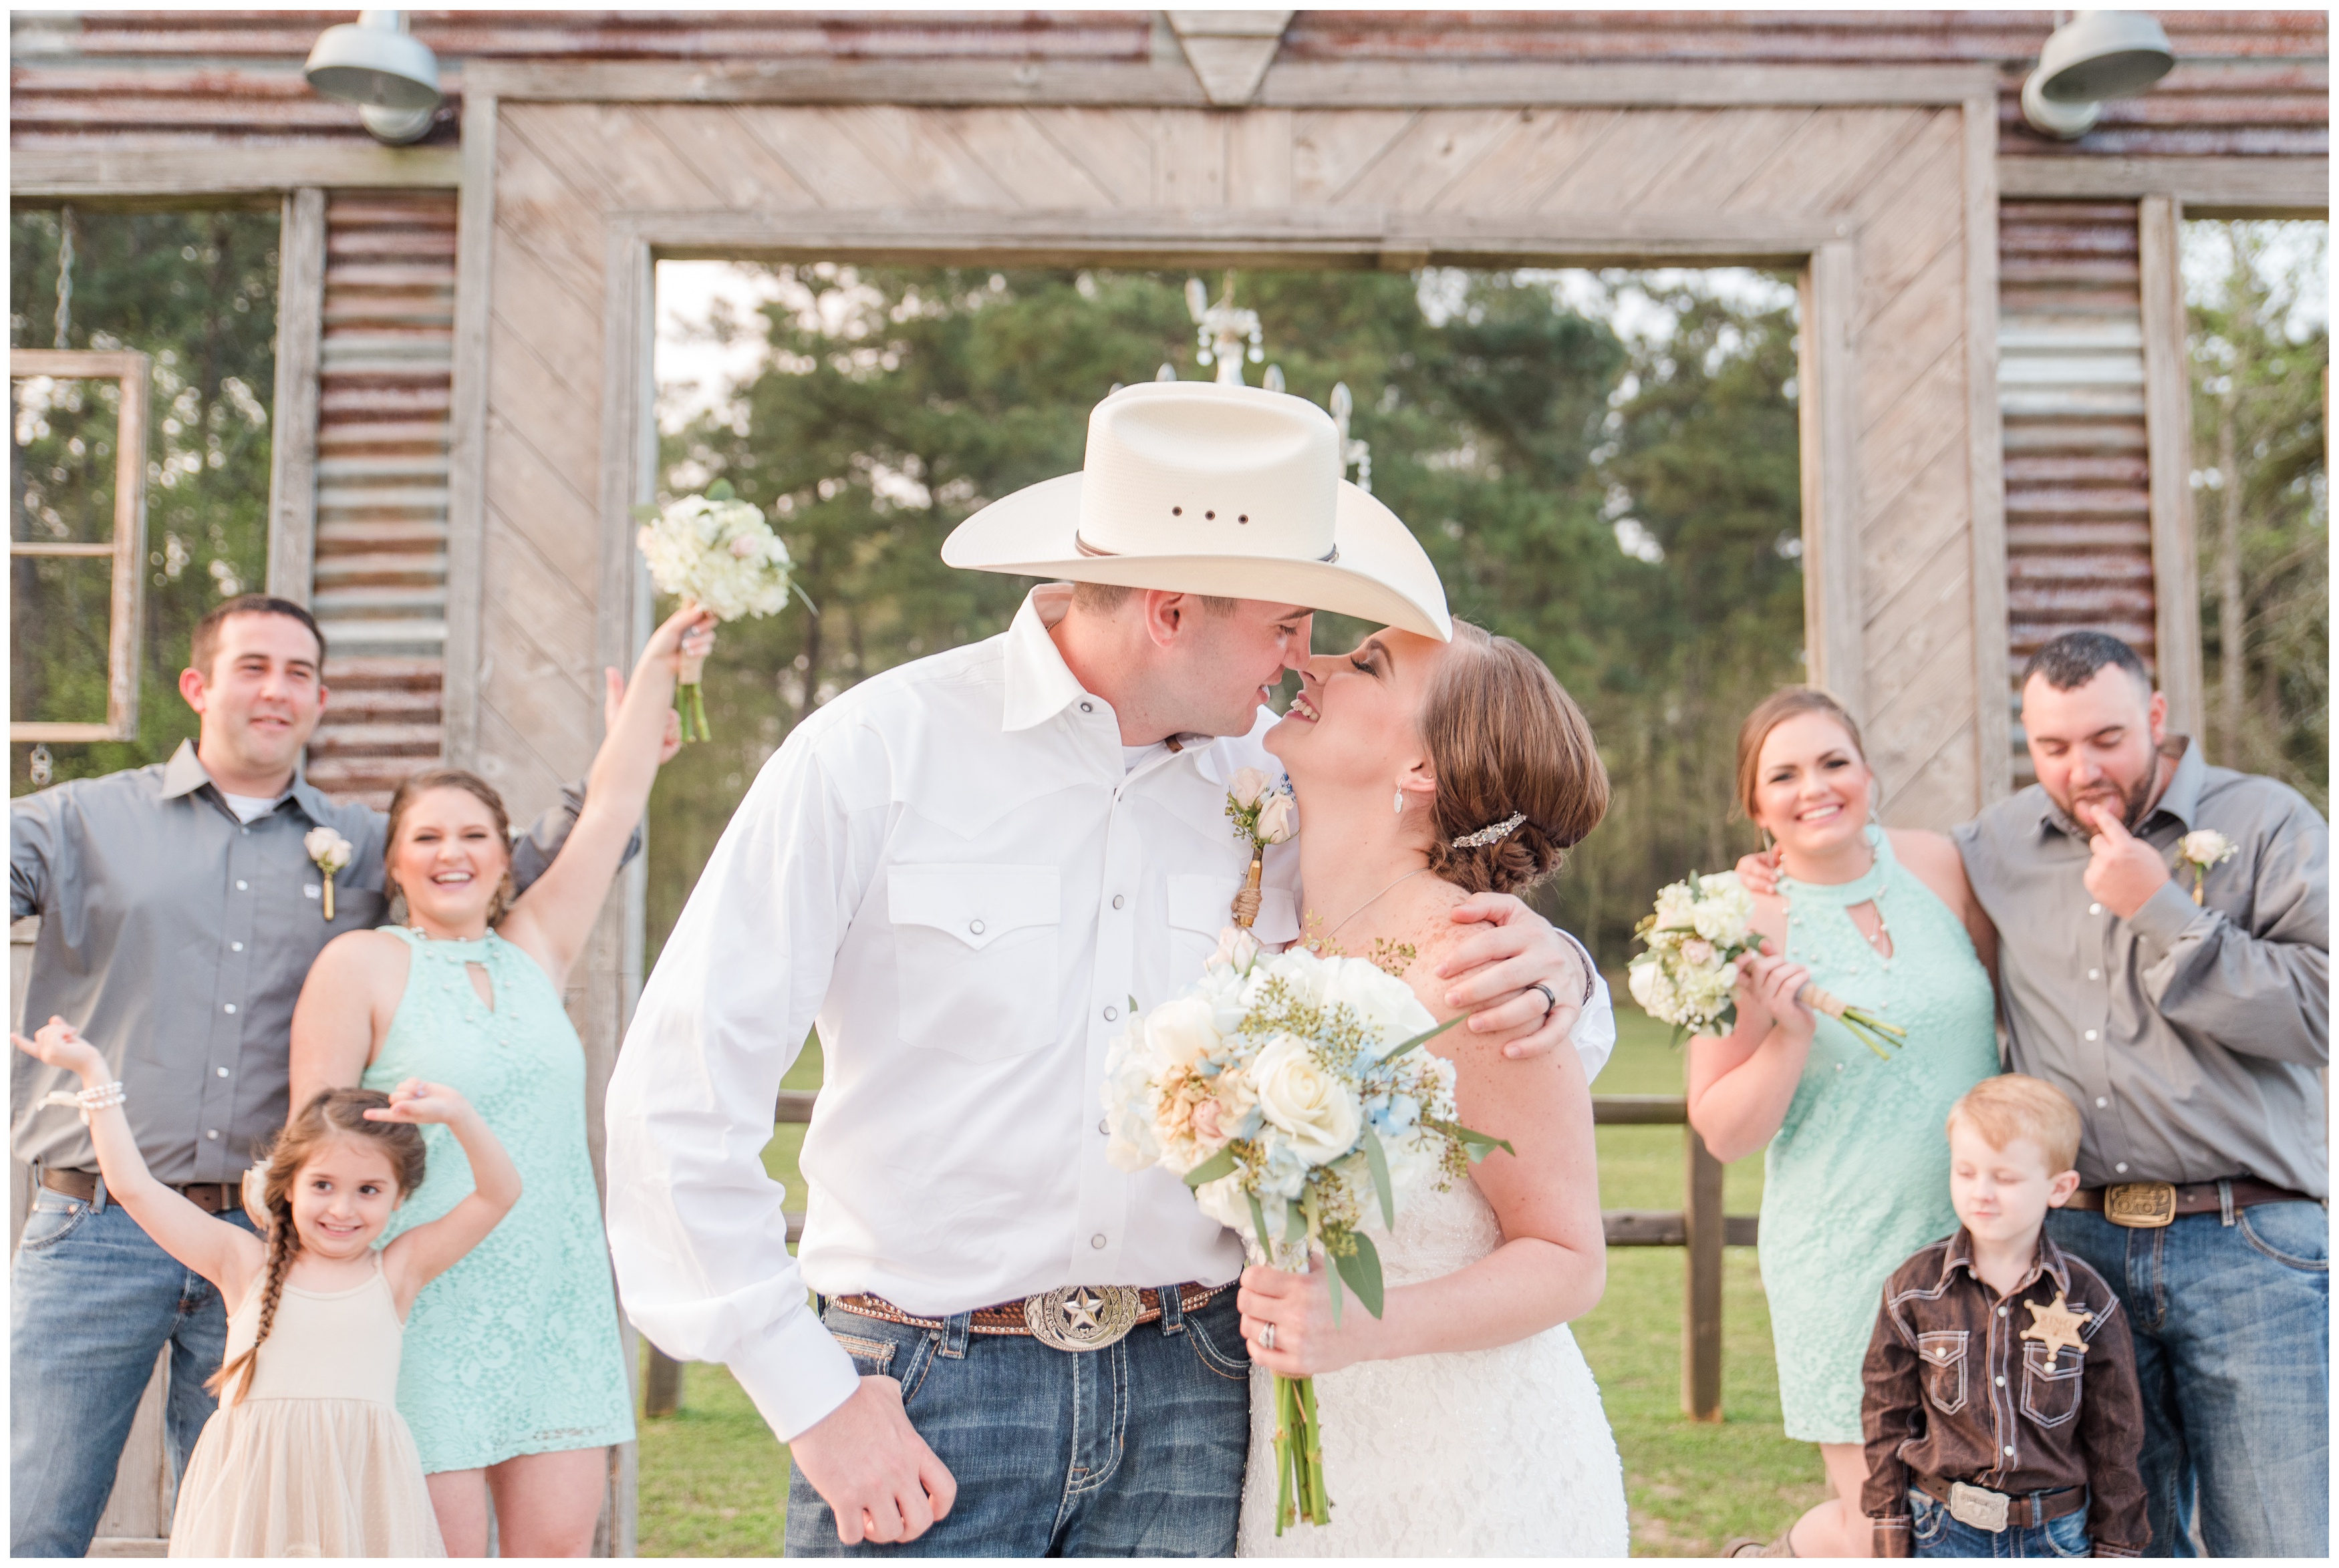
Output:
[1627, 872, 1905, 1057]
[634, 479, 799, 742]
[1103, 929, 1506, 1533]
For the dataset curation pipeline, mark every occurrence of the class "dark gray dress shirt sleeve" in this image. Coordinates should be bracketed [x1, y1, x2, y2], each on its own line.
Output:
[2124, 796, 2329, 1067]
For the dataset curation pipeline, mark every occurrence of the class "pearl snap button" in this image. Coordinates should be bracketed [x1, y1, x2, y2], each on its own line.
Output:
[231, 941, 244, 953]
[1103, 1005, 1119, 1022]
[217, 1067, 230, 1079]
[1090, 1233, 1106, 1249]
[1079, 701, 1094, 714]
[968, 919, 986, 935]
[1996, 1376, 2006, 1387]
[223, 1003, 237, 1015]
[205, 1130, 219, 1140]
[2096, 1097, 2108, 1108]
[1097, 1118, 1109, 1135]
[2089, 903, 2102, 915]
[235, 880, 249, 891]
[2004, 1446, 2015, 1458]
[1112, 895, 1125, 910]
[2115, 1162, 2129, 1174]
[2088, 969, 2100, 979]
[2084, 1030, 2098, 1041]
[1998, 1306, 2007, 1317]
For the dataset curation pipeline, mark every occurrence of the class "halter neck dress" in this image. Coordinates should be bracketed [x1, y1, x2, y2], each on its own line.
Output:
[1760, 826, 2000, 1444]
[168, 1255, 444, 1557]
[360, 927, 634, 1472]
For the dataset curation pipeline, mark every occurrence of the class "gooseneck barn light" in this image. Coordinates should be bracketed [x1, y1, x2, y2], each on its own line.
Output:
[2021, 11, 2175, 140]
[304, 10, 442, 145]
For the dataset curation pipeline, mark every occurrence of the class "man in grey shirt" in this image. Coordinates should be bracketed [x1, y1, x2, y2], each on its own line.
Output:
[1951, 631, 2327, 1559]
[9, 595, 646, 1557]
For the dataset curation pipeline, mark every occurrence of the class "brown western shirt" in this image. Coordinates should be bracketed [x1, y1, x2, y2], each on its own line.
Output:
[1862, 1227, 2149, 1557]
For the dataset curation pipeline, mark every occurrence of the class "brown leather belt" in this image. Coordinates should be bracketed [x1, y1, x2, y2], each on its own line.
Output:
[833, 1282, 1222, 1353]
[2066, 1177, 2316, 1229]
[39, 1167, 241, 1216]
[1915, 1474, 2086, 1531]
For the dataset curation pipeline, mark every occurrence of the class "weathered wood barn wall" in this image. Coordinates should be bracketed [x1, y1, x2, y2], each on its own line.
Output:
[11, 8, 2328, 1555]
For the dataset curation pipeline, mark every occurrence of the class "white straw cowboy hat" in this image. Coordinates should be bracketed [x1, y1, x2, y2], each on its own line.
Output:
[942, 381, 1453, 640]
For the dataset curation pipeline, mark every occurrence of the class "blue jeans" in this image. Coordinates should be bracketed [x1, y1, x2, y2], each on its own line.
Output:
[9, 1188, 253, 1558]
[2047, 1201, 2329, 1557]
[1910, 1488, 2091, 1558]
[786, 1287, 1250, 1556]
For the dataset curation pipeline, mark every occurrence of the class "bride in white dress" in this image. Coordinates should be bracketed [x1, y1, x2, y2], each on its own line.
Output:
[1234, 621, 1631, 1558]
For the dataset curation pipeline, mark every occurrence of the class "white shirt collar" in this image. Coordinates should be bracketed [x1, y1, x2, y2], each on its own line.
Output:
[1000, 584, 1089, 733]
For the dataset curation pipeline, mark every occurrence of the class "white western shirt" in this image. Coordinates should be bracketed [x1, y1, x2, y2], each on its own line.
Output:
[605, 585, 1615, 1441]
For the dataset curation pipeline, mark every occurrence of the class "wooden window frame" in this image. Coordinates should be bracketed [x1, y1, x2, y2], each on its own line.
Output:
[10, 348, 150, 743]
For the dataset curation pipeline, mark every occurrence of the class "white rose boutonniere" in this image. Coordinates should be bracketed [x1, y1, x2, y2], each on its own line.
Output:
[1223, 770, 1298, 928]
[2175, 829, 2237, 905]
[303, 826, 354, 921]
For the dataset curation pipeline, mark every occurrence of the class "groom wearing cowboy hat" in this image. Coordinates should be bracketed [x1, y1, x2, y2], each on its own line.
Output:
[606, 382, 1611, 1555]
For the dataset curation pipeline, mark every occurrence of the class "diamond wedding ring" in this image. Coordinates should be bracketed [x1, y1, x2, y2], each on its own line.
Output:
[1262, 1322, 1277, 1352]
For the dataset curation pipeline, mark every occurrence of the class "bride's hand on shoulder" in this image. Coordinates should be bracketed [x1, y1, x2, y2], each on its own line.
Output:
[1238, 1259, 1380, 1378]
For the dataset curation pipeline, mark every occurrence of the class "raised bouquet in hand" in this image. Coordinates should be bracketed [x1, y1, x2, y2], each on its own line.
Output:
[1627, 872, 1906, 1058]
[634, 479, 799, 742]
[1103, 931, 1505, 1533]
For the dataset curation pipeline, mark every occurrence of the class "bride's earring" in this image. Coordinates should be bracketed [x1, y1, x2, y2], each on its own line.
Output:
[1393, 788, 1405, 816]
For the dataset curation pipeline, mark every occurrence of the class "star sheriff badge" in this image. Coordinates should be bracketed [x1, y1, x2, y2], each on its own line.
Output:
[2020, 1289, 2093, 1360]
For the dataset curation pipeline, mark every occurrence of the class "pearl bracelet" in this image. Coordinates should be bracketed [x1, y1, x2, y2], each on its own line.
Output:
[41, 1082, 125, 1123]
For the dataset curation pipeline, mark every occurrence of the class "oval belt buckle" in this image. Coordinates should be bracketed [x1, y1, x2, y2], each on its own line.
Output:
[1026, 1284, 1141, 1352]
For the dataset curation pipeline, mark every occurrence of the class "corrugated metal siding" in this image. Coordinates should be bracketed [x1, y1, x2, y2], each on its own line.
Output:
[1998, 199, 2155, 782]
[303, 192, 454, 808]
[11, 11, 2325, 157]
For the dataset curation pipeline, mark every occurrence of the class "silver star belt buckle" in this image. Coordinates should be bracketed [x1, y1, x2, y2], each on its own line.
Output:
[1947, 1481, 2012, 1533]
[1024, 1284, 1141, 1352]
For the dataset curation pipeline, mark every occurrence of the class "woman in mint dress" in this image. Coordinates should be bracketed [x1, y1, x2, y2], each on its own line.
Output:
[1686, 688, 2000, 1559]
[289, 605, 712, 1555]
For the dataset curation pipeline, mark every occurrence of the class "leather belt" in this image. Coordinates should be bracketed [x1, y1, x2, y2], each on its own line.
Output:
[1915, 1474, 2087, 1532]
[39, 1167, 241, 1216]
[2067, 1177, 2316, 1229]
[833, 1282, 1222, 1353]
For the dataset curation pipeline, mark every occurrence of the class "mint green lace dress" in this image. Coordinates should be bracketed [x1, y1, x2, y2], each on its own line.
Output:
[1761, 827, 2000, 1444]
[362, 927, 635, 1472]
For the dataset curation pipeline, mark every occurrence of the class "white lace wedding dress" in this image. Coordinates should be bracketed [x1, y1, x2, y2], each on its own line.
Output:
[1234, 1178, 1631, 1557]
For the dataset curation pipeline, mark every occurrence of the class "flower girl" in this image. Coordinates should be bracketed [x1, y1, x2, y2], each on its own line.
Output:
[13, 1016, 520, 1558]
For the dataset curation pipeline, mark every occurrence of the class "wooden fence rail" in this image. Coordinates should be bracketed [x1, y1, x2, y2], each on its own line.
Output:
[643, 1089, 1756, 1424]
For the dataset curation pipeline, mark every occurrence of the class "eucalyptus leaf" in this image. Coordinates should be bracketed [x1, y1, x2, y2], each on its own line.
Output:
[1424, 1116, 1516, 1162]
[704, 478, 736, 502]
[1379, 1010, 1466, 1063]
[1333, 1229, 1385, 1318]
[1361, 1124, 1396, 1230]
[630, 502, 660, 522]
[1286, 1199, 1308, 1253]
[1324, 1245, 1343, 1327]
[1246, 1190, 1271, 1259]
[1183, 1146, 1239, 1189]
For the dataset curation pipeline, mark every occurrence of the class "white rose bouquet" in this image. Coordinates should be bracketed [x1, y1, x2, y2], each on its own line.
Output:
[633, 479, 800, 742]
[1627, 871, 1907, 1058]
[1223, 767, 1297, 929]
[2175, 828, 2236, 904]
[1103, 933, 1505, 1533]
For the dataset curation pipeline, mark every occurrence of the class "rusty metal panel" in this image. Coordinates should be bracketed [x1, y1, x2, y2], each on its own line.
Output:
[304, 190, 454, 807]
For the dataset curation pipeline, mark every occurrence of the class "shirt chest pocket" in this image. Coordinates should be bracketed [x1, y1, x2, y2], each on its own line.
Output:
[889, 865, 1060, 1064]
[2020, 1340, 2085, 1428]
[1916, 1329, 1969, 1415]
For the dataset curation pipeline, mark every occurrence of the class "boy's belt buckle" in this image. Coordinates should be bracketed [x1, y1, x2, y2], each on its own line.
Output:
[2104, 1181, 2178, 1228]
[1949, 1481, 2011, 1533]
[1024, 1285, 1141, 1351]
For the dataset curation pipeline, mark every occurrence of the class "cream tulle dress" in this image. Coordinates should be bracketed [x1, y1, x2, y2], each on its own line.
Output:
[169, 1255, 444, 1557]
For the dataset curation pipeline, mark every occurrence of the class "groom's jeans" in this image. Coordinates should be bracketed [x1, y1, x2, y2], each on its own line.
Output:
[2046, 1202, 2328, 1558]
[11, 1187, 253, 1557]
[786, 1287, 1251, 1557]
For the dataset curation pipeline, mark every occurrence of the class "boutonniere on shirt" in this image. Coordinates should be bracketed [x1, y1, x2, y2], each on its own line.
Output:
[1224, 768, 1297, 929]
[2175, 829, 2237, 905]
[304, 826, 354, 921]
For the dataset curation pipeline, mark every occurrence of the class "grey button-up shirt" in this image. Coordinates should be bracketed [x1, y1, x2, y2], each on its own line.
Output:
[11, 740, 595, 1185]
[1953, 738, 2329, 1198]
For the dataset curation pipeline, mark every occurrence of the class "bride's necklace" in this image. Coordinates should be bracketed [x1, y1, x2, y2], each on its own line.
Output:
[1317, 865, 1429, 947]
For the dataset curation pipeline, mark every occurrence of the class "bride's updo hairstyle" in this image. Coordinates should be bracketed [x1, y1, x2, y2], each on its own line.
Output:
[1419, 623, 1608, 896]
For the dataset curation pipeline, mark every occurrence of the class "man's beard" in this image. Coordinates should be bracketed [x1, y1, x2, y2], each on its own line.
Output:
[2062, 766, 2155, 832]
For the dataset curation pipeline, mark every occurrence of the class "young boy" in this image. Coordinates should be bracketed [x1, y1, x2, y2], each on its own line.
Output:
[1861, 1075, 2149, 1557]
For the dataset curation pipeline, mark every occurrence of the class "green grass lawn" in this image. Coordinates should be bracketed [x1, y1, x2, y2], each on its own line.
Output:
[636, 1009, 1826, 1556]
